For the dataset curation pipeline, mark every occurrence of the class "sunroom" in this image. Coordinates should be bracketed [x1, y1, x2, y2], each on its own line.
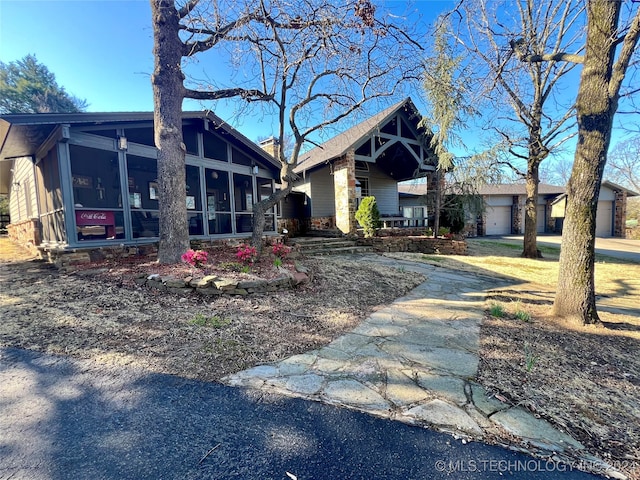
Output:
[0, 112, 281, 252]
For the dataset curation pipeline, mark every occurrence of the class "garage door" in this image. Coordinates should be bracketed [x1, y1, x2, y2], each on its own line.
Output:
[537, 205, 546, 233]
[596, 201, 613, 237]
[485, 206, 512, 235]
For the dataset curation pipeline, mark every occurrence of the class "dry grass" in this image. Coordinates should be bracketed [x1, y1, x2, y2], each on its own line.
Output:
[388, 239, 640, 479]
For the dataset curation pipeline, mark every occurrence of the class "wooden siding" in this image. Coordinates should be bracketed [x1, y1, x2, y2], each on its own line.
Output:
[368, 164, 398, 215]
[9, 157, 38, 223]
[309, 166, 335, 217]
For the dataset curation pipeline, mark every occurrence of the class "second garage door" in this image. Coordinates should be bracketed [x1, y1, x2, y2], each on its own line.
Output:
[596, 201, 613, 237]
[485, 205, 512, 235]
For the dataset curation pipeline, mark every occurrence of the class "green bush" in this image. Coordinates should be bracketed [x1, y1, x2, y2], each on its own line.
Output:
[355, 196, 381, 238]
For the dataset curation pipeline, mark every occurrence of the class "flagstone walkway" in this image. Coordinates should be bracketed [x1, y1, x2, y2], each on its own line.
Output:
[224, 254, 620, 476]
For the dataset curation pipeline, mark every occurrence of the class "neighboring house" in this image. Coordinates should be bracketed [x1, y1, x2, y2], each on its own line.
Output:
[397, 181, 637, 238]
[550, 181, 638, 238]
[478, 183, 566, 236]
[288, 97, 438, 234]
[0, 111, 281, 256]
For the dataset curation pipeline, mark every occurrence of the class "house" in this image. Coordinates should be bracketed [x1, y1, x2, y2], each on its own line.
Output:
[550, 181, 638, 238]
[0, 111, 281, 259]
[397, 181, 637, 238]
[286, 98, 438, 235]
[477, 183, 566, 236]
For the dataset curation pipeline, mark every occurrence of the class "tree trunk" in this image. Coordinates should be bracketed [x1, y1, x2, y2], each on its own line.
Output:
[522, 162, 542, 258]
[150, 0, 189, 264]
[553, 0, 621, 324]
[250, 186, 292, 254]
[432, 169, 442, 237]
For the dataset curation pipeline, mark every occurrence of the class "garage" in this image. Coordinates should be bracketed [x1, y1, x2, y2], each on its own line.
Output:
[485, 205, 512, 235]
[596, 200, 613, 237]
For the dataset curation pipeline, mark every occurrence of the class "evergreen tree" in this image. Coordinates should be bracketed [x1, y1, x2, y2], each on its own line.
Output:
[0, 55, 87, 114]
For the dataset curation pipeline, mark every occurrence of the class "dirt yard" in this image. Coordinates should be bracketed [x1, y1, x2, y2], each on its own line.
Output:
[2, 237, 639, 479]
[0, 239, 423, 382]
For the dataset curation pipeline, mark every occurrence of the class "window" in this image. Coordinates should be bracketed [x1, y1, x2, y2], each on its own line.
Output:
[70, 144, 124, 242]
[258, 177, 275, 232]
[205, 168, 232, 234]
[355, 177, 370, 209]
[232, 147, 253, 166]
[186, 164, 203, 235]
[203, 131, 227, 161]
[126, 154, 158, 238]
[234, 173, 253, 233]
[125, 127, 155, 147]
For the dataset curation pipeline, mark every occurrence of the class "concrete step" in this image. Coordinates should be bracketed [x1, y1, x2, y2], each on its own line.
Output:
[294, 240, 357, 250]
[302, 246, 374, 256]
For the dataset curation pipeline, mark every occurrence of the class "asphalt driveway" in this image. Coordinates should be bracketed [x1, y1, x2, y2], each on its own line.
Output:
[0, 347, 604, 480]
[500, 235, 640, 263]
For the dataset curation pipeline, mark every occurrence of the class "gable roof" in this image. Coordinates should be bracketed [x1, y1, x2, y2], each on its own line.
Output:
[294, 97, 430, 174]
[0, 110, 279, 167]
[0, 110, 281, 194]
[601, 180, 639, 197]
[398, 181, 428, 196]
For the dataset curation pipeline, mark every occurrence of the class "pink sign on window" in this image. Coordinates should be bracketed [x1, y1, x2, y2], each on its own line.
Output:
[75, 210, 115, 226]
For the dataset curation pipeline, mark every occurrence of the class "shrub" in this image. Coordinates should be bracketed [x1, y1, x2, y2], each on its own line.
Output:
[181, 249, 208, 269]
[355, 196, 381, 238]
[272, 243, 291, 259]
[236, 244, 258, 265]
[438, 226, 451, 237]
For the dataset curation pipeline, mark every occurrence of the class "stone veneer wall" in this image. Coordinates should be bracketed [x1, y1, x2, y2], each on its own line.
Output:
[614, 190, 627, 238]
[7, 219, 40, 254]
[307, 216, 336, 231]
[358, 235, 467, 255]
[277, 217, 305, 236]
[333, 152, 356, 234]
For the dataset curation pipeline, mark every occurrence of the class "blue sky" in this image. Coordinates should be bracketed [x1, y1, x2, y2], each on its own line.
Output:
[0, 0, 454, 143]
[0, 0, 637, 171]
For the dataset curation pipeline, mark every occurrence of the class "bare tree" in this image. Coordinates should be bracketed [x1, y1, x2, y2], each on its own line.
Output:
[454, 0, 584, 258]
[150, 0, 423, 262]
[421, 16, 477, 237]
[606, 136, 640, 192]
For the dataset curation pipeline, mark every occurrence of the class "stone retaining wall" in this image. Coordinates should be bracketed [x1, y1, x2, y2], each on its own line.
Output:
[357, 235, 467, 255]
[134, 268, 309, 296]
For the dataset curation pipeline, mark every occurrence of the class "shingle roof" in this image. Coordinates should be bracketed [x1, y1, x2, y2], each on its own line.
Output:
[398, 182, 428, 196]
[294, 97, 424, 173]
[478, 183, 566, 196]
[398, 182, 567, 197]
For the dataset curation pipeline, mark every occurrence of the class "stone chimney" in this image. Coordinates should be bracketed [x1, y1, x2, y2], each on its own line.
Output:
[259, 137, 280, 160]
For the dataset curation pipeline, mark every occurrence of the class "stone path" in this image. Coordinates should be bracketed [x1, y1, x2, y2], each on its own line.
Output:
[224, 255, 622, 478]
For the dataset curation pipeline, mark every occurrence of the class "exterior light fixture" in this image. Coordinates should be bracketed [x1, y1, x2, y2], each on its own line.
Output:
[118, 136, 128, 151]
[252, 165, 259, 175]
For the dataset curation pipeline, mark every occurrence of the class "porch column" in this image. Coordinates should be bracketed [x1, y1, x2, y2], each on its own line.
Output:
[334, 151, 356, 234]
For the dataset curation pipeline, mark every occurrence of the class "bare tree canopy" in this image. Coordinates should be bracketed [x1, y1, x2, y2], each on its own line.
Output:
[606, 136, 640, 192]
[451, 0, 585, 258]
[150, 0, 424, 262]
